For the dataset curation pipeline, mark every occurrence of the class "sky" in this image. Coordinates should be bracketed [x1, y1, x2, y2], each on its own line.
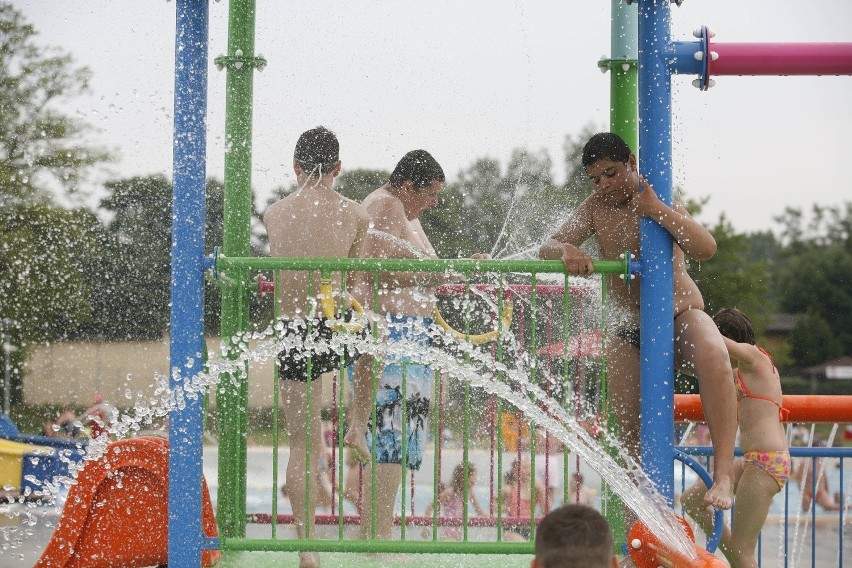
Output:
[14, 0, 852, 235]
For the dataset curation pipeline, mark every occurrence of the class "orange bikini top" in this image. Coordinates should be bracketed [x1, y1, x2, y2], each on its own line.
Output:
[734, 347, 789, 422]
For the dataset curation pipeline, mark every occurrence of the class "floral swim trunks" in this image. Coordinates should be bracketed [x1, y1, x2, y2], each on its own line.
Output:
[363, 314, 435, 471]
[743, 449, 791, 490]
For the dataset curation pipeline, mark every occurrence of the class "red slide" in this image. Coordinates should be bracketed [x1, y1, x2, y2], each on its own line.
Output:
[36, 436, 219, 568]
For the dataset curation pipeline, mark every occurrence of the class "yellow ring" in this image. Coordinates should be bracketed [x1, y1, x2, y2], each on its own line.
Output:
[432, 301, 513, 346]
[318, 278, 366, 334]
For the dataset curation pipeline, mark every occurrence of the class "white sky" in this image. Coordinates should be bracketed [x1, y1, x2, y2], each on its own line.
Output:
[15, 0, 852, 234]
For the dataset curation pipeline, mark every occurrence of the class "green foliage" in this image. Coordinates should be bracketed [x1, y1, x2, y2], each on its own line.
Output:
[787, 313, 844, 368]
[773, 203, 852, 364]
[335, 168, 389, 203]
[689, 213, 771, 330]
[0, 3, 109, 201]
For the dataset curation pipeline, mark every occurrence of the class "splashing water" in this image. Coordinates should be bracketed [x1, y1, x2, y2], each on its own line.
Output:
[1, 293, 694, 562]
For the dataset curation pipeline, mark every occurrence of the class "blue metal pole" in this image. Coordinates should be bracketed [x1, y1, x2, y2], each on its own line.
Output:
[169, 0, 210, 565]
[637, 0, 675, 502]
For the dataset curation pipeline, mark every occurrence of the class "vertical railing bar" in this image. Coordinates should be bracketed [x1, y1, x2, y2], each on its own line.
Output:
[272, 270, 281, 538]
[370, 271, 380, 539]
[304, 272, 314, 540]
[463, 274, 471, 541]
[839, 456, 844, 568]
[529, 275, 538, 539]
[562, 279, 571, 505]
[496, 279, 505, 542]
[336, 270, 347, 538]
[784, 474, 789, 568]
[431, 366, 440, 541]
[400, 357, 408, 540]
[811, 455, 817, 567]
[543, 299, 553, 513]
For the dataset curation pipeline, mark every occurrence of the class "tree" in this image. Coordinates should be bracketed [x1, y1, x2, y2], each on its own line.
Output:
[0, 4, 110, 403]
[0, 3, 108, 202]
[76, 175, 250, 340]
[689, 213, 772, 330]
[773, 204, 852, 363]
[787, 312, 843, 368]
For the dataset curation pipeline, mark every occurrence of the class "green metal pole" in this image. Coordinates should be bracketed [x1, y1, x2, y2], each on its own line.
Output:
[597, 0, 639, 551]
[214, 0, 265, 538]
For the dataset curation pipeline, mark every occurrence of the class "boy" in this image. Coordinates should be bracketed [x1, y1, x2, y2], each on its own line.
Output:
[532, 504, 618, 568]
[264, 126, 370, 568]
[538, 132, 737, 509]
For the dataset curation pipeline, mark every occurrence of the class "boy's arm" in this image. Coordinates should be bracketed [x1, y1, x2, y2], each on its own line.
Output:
[539, 200, 596, 275]
[633, 177, 717, 260]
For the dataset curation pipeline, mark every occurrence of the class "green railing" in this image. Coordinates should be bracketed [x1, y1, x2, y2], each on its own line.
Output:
[213, 255, 628, 555]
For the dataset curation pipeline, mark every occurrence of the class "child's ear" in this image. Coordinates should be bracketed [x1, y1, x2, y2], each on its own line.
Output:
[627, 153, 638, 172]
[529, 559, 540, 568]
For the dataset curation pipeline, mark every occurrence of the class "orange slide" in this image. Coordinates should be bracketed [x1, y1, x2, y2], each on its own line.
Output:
[36, 436, 219, 568]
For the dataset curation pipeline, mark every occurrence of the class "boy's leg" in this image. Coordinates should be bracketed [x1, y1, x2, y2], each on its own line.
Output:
[675, 309, 737, 510]
[358, 463, 403, 541]
[281, 378, 325, 567]
[606, 336, 641, 533]
[344, 355, 381, 462]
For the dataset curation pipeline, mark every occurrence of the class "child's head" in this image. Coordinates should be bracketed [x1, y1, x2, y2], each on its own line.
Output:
[532, 504, 617, 568]
[294, 126, 340, 178]
[582, 132, 638, 205]
[582, 132, 631, 167]
[450, 462, 477, 491]
[713, 307, 756, 345]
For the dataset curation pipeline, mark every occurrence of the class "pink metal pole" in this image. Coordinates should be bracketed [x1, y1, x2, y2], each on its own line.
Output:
[709, 43, 852, 76]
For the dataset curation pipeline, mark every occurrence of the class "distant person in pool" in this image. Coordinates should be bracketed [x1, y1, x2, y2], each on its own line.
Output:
[795, 439, 842, 513]
[682, 308, 790, 568]
[264, 126, 370, 568]
[539, 132, 738, 511]
[531, 503, 618, 568]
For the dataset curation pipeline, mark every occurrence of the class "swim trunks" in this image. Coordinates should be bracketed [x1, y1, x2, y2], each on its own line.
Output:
[743, 449, 790, 490]
[277, 310, 365, 382]
[365, 315, 435, 471]
[616, 327, 640, 349]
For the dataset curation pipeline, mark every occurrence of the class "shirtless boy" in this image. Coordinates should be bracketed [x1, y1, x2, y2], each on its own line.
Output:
[343, 149, 454, 541]
[538, 132, 737, 509]
[264, 126, 369, 568]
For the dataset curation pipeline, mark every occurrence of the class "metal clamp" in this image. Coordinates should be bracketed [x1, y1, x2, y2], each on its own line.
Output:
[214, 49, 268, 72]
[597, 58, 637, 75]
[690, 26, 718, 90]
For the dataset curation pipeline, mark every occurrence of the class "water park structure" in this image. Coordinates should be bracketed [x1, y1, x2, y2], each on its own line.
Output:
[26, 2, 852, 568]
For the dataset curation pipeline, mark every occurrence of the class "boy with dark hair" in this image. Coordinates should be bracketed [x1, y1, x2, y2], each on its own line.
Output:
[532, 504, 618, 568]
[539, 131, 738, 510]
[264, 126, 370, 568]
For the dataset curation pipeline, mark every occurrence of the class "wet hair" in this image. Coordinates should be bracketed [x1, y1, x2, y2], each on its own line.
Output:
[294, 126, 339, 177]
[713, 307, 756, 345]
[450, 462, 476, 493]
[582, 132, 631, 167]
[389, 149, 445, 190]
[535, 504, 614, 568]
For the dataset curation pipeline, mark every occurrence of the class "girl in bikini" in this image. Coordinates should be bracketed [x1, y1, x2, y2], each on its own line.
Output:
[682, 308, 789, 568]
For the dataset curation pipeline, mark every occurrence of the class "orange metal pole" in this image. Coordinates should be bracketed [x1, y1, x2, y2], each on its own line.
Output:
[675, 394, 852, 423]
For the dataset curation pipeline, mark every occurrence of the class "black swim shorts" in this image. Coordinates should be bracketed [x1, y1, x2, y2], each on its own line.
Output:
[277, 309, 366, 382]
[615, 327, 640, 349]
